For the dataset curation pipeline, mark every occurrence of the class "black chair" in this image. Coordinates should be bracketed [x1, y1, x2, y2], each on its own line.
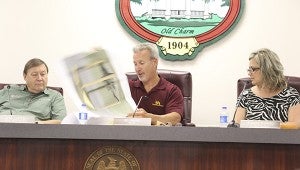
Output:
[125, 69, 193, 126]
[237, 76, 300, 97]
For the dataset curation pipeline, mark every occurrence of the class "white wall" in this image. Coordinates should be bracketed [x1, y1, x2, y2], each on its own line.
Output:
[1, 0, 300, 126]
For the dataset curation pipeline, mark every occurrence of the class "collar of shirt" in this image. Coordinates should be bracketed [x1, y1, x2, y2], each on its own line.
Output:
[17, 84, 49, 95]
[133, 76, 167, 91]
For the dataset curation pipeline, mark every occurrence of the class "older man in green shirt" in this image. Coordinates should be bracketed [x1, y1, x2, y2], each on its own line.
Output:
[0, 58, 66, 124]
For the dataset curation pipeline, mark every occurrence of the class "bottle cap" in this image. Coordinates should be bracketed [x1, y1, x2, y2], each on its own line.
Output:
[222, 106, 227, 109]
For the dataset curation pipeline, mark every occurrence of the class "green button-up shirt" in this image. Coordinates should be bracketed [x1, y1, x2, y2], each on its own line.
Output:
[0, 84, 66, 121]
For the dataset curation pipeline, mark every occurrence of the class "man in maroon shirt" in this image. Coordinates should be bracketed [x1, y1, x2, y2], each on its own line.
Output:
[127, 43, 184, 125]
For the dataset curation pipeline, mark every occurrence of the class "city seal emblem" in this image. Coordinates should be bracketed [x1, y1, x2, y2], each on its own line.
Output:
[115, 0, 245, 60]
[83, 146, 140, 170]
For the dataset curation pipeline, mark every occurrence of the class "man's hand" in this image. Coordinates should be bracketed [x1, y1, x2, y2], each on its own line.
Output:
[127, 108, 148, 118]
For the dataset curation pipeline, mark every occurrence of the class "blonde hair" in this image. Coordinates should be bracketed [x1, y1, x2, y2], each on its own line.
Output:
[249, 48, 287, 91]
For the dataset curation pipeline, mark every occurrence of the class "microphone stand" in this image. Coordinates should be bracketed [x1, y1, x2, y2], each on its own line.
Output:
[227, 81, 250, 128]
[132, 96, 147, 118]
[227, 108, 240, 128]
[7, 85, 12, 115]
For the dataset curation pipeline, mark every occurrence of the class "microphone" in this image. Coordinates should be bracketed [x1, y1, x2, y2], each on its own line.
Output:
[7, 85, 12, 115]
[132, 95, 148, 118]
[227, 80, 250, 128]
[227, 109, 239, 128]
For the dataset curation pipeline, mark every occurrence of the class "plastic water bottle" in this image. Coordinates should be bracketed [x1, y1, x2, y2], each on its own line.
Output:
[220, 106, 229, 127]
[78, 103, 88, 125]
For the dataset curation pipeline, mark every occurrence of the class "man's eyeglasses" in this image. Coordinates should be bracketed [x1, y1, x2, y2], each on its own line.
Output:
[247, 67, 260, 73]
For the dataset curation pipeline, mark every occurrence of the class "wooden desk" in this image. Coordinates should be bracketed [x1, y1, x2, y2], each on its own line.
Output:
[0, 123, 300, 170]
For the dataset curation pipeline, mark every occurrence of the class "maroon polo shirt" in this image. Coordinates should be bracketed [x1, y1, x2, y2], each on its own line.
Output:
[128, 76, 184, 118]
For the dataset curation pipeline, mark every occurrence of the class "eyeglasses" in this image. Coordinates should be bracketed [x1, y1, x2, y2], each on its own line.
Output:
[247, 67, 260, 73]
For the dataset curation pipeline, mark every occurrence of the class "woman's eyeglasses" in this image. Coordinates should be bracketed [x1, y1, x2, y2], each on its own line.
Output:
[247, 67, 260, 73]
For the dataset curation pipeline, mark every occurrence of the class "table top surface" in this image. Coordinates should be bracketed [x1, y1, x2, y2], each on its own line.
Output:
[0, 123, 300, 144]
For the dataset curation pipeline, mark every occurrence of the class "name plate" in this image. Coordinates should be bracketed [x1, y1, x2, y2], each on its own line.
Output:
[114, 118, 151, 126]
[0, 115, 35, 124]
[240, 120, 280, 129]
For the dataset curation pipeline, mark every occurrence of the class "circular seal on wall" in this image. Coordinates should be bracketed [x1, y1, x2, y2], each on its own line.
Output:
[115, 0, 245, 61]
[83, 146, 140, 170]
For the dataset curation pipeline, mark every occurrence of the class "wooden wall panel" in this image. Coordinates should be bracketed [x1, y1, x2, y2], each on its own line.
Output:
[0, 138, 300, 170]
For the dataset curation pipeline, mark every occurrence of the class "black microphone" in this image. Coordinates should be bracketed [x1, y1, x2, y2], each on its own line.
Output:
[227, 109, 239, 128]
[227, 80, 250, 128]
[7, 85, 12, 115]
[132, 95, 148, 118]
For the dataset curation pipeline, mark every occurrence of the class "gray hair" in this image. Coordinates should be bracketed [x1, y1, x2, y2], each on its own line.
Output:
[133, 42, 159, 59]
[249, 48, 286, 91]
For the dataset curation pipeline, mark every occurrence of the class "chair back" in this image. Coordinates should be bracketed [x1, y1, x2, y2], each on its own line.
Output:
[0, 83, 63, 96]
[125, 69, 192, 125]
[237, 76, 300, 97]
